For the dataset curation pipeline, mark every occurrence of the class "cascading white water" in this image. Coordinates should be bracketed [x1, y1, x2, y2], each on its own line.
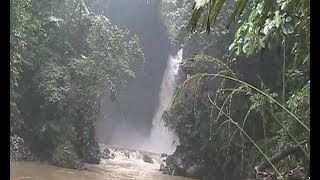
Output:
[147, 48, 183, 154]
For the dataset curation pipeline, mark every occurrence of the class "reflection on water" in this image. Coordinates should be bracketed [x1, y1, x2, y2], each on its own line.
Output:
[11, 145, 195, 180]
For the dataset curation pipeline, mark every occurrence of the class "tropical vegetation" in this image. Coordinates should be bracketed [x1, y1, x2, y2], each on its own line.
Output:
[161, 0, 309, 179]
[10, 0, 144, 166]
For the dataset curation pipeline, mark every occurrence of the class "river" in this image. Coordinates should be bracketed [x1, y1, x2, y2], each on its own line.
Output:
[10, 145, 195, 180]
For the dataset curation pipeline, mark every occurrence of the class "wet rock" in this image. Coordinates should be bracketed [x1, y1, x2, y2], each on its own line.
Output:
[51, 142, 84, 170]
[162, 144, 223, 179]
[162, 145, 204, 177]
[124, 152, 130, 158]
[170, 146, 189, 173]
[83, 139, 101, 164]
[161, 153, 168, 158]
[142, 155, 153, 164]
[160, 154, 167, 171]
[10, 135, 37, 161]
[162, 155, 185, 176]
[186, 164, 204, 178]
[175, 156, 186, 169]
[101, 148, 115, 159]
[162, 155, 174, 174]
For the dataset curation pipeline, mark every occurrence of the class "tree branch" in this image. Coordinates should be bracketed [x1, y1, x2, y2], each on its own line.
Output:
[255, 140, 308, 172]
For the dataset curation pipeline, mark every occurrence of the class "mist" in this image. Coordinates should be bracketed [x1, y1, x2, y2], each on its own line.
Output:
[93, 0, 177, 152]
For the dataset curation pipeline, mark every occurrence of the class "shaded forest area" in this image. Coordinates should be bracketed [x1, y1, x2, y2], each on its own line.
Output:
[160, 0, 309, 179]
[10, 0, 145, 168]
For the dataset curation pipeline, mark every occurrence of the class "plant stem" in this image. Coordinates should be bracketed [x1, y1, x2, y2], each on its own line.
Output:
[201, 73, 310, 132]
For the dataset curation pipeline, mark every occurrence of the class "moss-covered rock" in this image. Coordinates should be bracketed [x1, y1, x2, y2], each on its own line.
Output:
[83, 139, 101, 164]
[51, 142, 84, 170]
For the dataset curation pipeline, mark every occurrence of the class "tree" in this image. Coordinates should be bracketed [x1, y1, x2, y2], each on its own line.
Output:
[162, 0, 309, 178]
[10, 0, 144, 165]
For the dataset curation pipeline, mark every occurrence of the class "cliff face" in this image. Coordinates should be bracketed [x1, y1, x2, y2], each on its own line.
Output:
[94, 0, 172, 146]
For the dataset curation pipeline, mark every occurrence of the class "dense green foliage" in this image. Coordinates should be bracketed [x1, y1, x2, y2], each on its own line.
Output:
[11, 0, 310, 178]
[160, 0, 234, 57]
[51, 141, 84, 169]
[10, 0, 144, 164]
[161, 0, 309, 179]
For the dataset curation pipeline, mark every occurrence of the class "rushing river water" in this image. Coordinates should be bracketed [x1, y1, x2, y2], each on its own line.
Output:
[10, 145, 195, 180]
[10, 50, 189, 180]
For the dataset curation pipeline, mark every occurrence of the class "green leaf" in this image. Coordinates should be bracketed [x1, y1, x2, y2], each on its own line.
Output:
[274, 11, 282, 28]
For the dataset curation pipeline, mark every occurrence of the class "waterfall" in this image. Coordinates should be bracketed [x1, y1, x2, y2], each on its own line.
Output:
[147, 48, 183, 154]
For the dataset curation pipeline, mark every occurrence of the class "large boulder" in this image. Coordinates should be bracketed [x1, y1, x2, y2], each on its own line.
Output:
[163, 145, 191, 175]
[162, 155, 175, 175]
[10, 135, 37, 161]
[83, 139, 101, 164]
[162, 154, 187, 176]
[161, 145, 209, 178]
[161, 144, 221, 179]
[51, 142, 84, 170]
[160, 153, 168, 171]
[161, 153, 168, 158]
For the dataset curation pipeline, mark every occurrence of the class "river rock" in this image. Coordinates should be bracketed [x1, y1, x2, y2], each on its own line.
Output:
[160, 154, 167, 171]
[83, 139, 101, 164]
[142, 155, 153, 164]
[161, 153, 168, 158]
[162, 145, 201, 177]
[51, 142, 84, 170]
[162, 155, 185, 176]
[124, 152, 130, 158]
[10, 135, 37, 161]
[101, 148, 115, 159]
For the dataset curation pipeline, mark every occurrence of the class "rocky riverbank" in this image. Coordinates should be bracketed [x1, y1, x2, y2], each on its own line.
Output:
[159, 145, 218, 180]
[10, 137, 162, 172]
[10, 135, 102, 170]
[10, 135, 37, 162]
